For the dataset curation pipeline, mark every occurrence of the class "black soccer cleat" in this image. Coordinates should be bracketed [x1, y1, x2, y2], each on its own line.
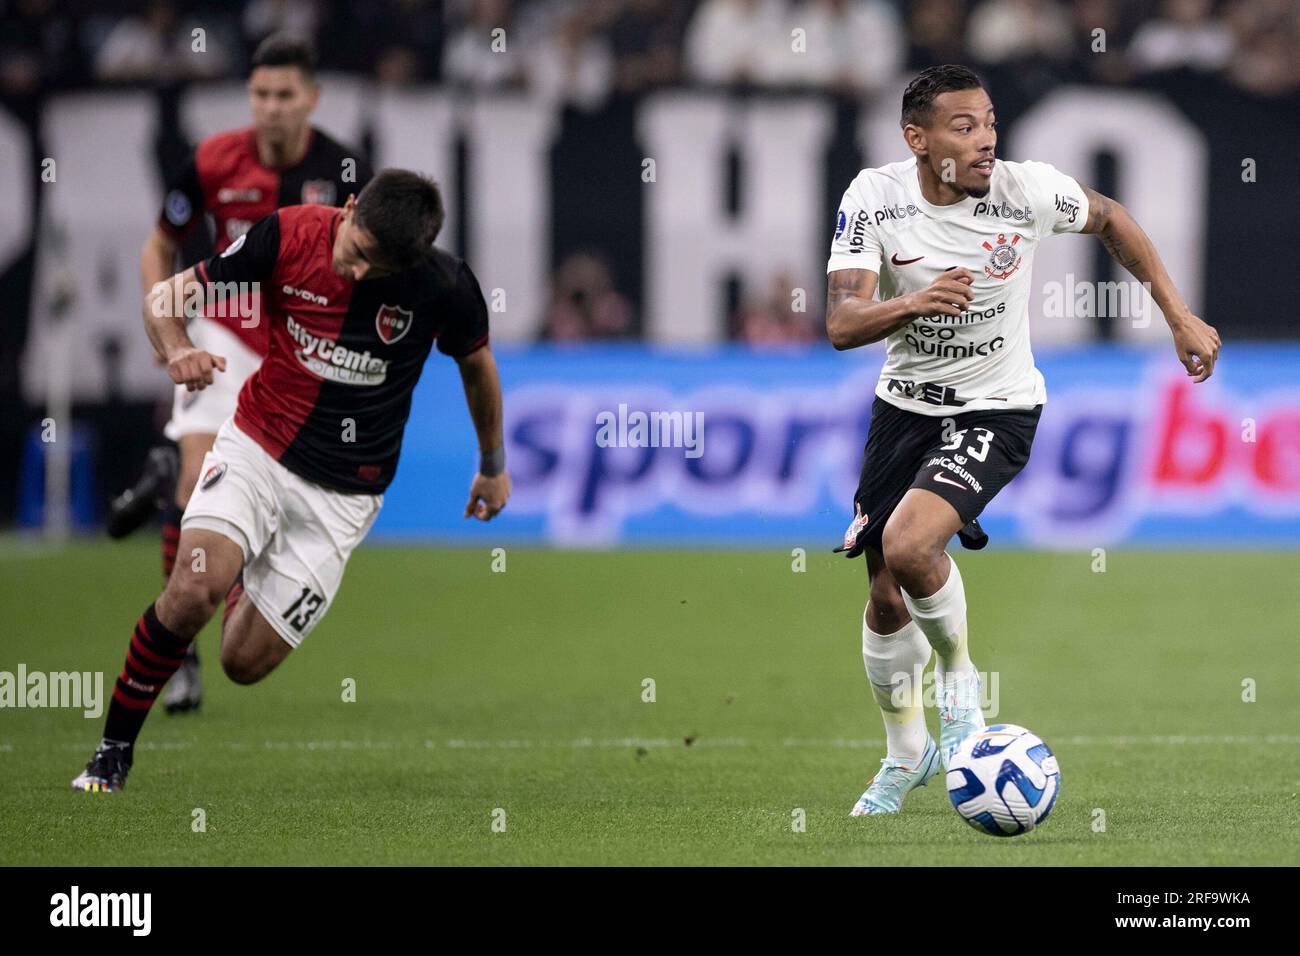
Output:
[957, 518, 989, 550]
[70, 742, 133, 793]
[106, 445, 178, 539]
[163, 652, 203, 714]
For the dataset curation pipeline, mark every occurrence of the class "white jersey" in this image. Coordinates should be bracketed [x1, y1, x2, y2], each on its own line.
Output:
[826, 156, 1089, 415]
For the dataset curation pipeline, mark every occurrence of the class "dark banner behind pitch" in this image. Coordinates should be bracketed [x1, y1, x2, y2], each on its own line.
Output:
[0, 70, 1296, 518]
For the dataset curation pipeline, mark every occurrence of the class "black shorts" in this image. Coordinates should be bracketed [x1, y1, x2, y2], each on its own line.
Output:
[838, 396, 1042, 557]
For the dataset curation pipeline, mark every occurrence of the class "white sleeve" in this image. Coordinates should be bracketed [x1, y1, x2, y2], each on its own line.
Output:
[1020, 160, 1090, 238]
[826, 176, 882, 274]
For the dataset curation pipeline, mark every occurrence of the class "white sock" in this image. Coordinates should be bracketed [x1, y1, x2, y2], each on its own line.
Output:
[862, 611, 931, 762]
[900, 553, 975, 685]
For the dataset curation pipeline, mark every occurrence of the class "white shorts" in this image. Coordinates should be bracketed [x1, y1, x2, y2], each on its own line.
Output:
[164, 318, 262, 441]
[181, 419, 383, 647]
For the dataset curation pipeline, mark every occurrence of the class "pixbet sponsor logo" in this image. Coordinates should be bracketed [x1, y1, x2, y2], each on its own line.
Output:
[868, 202, 921, 226]
[974, 199, 1034, 224]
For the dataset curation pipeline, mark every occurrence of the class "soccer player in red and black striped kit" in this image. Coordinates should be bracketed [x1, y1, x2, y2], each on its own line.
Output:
[72, 169, 510, 792]
[111, 34, 372, 714]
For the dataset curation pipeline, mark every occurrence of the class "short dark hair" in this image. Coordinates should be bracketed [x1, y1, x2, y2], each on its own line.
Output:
[353, 169, 445, 270]
[250, 33, 318, 78]
[901, 65, 985, 128]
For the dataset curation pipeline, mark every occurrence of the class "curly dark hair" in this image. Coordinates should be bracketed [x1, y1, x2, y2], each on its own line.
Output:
[901, 65, 986, 128]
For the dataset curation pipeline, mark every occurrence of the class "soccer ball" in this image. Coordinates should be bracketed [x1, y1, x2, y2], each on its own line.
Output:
[946, 723, 1060, 836]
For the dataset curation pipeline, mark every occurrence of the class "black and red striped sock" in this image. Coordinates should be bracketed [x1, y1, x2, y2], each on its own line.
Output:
[161, 503, 182, 580]
[103, 603, 192, 746]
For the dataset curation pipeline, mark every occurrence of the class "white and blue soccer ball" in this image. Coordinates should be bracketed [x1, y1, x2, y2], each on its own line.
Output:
[946, 723, 1060, 837]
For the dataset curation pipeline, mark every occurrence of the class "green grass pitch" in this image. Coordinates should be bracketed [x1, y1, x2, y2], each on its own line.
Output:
[1, 539, 1297, 865]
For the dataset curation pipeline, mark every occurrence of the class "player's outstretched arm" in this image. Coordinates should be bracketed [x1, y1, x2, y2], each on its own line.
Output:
[1080, 184, 1221, 383]
[140, 227, 181, 365]
[456, 344, 510, 521]
[140, 226, 179, 296]
[143, 265, 227, 392]
[826, 267, 975, 350]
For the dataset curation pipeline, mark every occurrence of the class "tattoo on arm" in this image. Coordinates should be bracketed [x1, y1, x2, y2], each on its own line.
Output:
[1082, 185, 1141, 270]
[826, 269, 875, 316]
[1099, 230, 1140, 270]
[1081, 185, 1112, 235]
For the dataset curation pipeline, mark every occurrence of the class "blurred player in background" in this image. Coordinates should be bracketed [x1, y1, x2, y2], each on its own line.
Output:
[107, 33, 372, 714]
[73, 169, 510, 792]
[825, 65, 1220, 816]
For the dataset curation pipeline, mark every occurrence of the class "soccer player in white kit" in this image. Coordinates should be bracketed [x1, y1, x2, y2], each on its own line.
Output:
[825, 65, 1220, 815]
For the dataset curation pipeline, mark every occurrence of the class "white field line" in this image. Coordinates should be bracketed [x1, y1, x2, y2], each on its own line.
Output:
[4, 733, 1298, 754]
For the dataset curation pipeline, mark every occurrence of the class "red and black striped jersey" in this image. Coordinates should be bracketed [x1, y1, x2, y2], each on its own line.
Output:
[196, 205, 489, 494]
[157, 126, 371, 356]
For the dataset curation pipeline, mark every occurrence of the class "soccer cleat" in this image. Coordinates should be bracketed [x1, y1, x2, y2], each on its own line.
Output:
[938, 670, 987, 770]
[106, 446, 178, 539]
[850, 736, 941, 815]
[70, 743, 132, 793]
[163, 653, 203, 714]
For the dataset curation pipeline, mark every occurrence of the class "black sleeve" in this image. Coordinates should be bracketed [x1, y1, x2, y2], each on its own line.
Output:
[435, 261, 490, 358]
[198, 212, 280, 286]
[157, 154, 204, 241]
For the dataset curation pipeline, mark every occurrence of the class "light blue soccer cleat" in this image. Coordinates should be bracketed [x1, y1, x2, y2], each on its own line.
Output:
[938, 669, 987, 770]
[849, 736, 941, 815]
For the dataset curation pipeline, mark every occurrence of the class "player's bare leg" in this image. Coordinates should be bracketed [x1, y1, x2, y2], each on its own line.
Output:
[219, 592, 293, 685]
[71, 529, 243, 792]
[882, 488, 985, 769]
[156, 528, 244, 634]
[162, 432, 220, 714]
[850, 545, 940, 815]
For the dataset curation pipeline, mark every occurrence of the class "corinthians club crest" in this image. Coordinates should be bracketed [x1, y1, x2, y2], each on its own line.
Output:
[981, 232, 1022, 280]
[375, 304, 413, 344]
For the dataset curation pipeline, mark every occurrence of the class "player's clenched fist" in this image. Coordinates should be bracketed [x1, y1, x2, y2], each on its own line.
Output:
[167, 347, 227, 391]
[465, 472, 510, 521]
[906, 267, 976, 318]
[1170, 313, 1221, 383]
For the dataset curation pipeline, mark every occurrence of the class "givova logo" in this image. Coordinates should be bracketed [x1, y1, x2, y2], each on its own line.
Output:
[50, 886, 151, 936]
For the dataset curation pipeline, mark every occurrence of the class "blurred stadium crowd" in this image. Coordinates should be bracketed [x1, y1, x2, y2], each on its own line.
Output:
[4, 0, 1297, 98]
[4, 0, 1296, 345]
